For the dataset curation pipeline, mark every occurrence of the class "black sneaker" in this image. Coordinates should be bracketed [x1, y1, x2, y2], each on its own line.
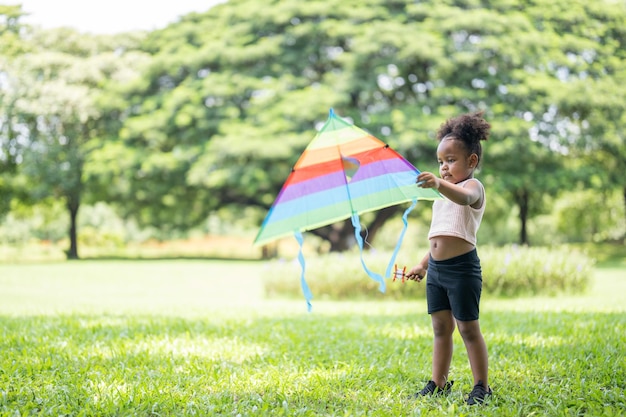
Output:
[409, 380, 454, 398]
[466, 380, 492, 405]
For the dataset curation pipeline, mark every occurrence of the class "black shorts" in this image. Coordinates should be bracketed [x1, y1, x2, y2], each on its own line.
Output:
[426, 249, 482, 321]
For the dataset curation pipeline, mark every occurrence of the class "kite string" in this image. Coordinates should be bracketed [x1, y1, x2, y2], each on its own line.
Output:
[385, 198, 418, 278]
[351, 212, 386, 293]
[360, 224, 375, 250]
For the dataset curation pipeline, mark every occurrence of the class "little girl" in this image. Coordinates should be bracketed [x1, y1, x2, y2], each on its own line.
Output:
[407, 111, 492, 405]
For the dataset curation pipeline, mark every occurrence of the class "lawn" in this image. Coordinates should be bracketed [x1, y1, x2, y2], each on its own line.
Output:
[0, 261, 624, 416]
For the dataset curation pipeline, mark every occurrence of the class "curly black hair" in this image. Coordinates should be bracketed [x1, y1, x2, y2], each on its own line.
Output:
[436, 111, 491, 166]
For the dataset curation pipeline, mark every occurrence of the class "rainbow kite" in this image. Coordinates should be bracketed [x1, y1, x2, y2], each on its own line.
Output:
[255, 109, 442, 310]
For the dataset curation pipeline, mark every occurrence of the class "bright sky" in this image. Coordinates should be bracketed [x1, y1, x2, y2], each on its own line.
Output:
[13, 0, 227, 34]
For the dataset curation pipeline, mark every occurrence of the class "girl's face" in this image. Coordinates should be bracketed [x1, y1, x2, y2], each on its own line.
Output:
[436, 138, 478, 184]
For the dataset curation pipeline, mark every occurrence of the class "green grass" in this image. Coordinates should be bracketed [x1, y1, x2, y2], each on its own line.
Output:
[0, 261, 624, 416]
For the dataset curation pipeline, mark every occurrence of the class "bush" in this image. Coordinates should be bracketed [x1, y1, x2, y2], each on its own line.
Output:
[261, 245, 593, 300]
[553, 189, 625, 243]
[261, 250, 426, 301]
[480, 245, 592, 297]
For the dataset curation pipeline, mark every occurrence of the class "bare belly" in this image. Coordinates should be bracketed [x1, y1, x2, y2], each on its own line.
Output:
[429, 236, 475, 261]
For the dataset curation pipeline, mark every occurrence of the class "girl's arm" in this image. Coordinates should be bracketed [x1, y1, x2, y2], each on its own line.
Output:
[417, 172, 482, 207]
[407, 251, 430, 282]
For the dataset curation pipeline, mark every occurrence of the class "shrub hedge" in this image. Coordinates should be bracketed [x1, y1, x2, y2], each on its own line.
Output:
[261, 245, 593, 300]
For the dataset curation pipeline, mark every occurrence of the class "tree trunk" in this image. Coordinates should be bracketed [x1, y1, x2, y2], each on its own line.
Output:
[516, 188, 530, 245]
[327, 220, 355, 252]
[312, 219, 355, 252]
[66, 194, 80, 260]
[311, 207, 401, 252]
[364, 205, 401, 244]
[261, 243, 278, 259]
[623, 186, 626, 243]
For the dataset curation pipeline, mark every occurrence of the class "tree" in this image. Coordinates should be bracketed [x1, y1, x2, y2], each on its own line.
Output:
[511, 0, 626, 243]
[5, 27, 149, 258]
[112, 0, 457, 249]
[99, 0, 626, 248]
[540, 1, 626, 242]
[0, 5, 31, 216]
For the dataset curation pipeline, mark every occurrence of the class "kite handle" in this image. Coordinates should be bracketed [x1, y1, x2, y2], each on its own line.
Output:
[393, 264, 408, 283]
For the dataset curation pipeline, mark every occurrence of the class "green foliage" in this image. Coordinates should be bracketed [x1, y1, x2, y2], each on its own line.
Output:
[0, 24, 150, 258]
[263, 251, 427, 301]
[0, 199, 68, 243]
[0, 262, 623, 416]
[553, 189, 626, 243]
[261, 246, 592, 300]
[0, 5, 30, 57]
[481, 245, 592, 296]
[107, 0, 626, 248]
[2, 0, 626, 250]
[570, 242, 626, 268]
[0, 201, 155, 246]
[0, 5, 31, 218]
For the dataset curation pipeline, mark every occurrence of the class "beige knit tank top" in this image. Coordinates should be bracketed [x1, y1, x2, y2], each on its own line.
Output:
[428, 178, 486, 245]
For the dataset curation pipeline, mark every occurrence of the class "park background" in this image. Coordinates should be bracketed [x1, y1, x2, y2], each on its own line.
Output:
[0, 0, 625, 416]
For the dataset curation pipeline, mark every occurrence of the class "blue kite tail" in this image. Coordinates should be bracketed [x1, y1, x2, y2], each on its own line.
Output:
[351, 212, 386, 293]
[385, 199, 418, 278]
[295, 231, 313, 311]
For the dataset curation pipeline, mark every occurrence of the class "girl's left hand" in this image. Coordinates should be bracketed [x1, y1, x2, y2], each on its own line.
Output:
[406, 264, 426, 282]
